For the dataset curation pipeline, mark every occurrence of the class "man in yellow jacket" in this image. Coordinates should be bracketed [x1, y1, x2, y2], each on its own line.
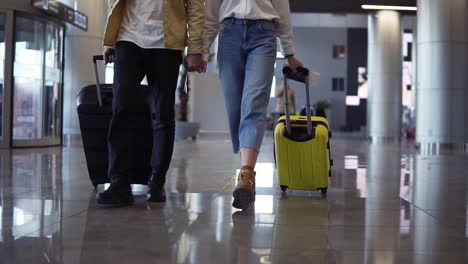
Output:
[98, 0, 204, 206]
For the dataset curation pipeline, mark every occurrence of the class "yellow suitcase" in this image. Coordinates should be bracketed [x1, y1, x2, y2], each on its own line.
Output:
[274, 66, 332, 195]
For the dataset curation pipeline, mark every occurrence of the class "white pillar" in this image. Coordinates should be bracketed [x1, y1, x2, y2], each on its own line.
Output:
[61, 0, 107, 139]
[416, 0, 468, 152]
[365, 144, 401, 262]
[367, 11, 402, 143]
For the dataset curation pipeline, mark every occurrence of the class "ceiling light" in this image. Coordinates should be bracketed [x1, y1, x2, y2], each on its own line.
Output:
[361, 5, 417, 11]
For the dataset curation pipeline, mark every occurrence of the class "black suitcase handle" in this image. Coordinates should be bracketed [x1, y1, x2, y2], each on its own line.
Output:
[282, 65, 313, 137]
[92, 55, 105, 107]
[93, 55, 104, 63]
[282, 66, 309, 83]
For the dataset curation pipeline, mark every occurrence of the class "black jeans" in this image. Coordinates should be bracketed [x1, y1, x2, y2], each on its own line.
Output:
[108, 41, 182, 186]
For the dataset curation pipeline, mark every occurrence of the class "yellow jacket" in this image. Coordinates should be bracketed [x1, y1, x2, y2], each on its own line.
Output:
[103, 0, 204, 54]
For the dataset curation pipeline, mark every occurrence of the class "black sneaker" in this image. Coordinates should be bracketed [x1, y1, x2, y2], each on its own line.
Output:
[147, 187, 166, 202]
[97, 182, 134, 206]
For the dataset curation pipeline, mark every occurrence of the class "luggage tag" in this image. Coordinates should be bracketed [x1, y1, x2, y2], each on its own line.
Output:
[308, 71, 320, 87]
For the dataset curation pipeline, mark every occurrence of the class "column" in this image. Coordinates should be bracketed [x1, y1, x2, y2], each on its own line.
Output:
[367, 11, 403, 143]
[416, 0, 468, 152]
[364, 143, 402, 263]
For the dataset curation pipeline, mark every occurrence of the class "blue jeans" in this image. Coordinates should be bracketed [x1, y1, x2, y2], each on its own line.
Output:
[218, 18, 277, 153]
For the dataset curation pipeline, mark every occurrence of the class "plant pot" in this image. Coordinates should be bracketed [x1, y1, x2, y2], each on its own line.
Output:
[175, 121, 200, 140]
[315, 108, 327, 118]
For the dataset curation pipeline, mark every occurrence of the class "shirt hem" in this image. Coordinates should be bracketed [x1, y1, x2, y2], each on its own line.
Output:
[116, 39, 184, 51]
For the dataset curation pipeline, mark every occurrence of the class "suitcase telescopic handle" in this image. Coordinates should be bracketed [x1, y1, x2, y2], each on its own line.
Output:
[93, 55, 104, 63]
[282, 67, 292, 136]
[92, 55, 104, 107]
[282, 65, 313, 137]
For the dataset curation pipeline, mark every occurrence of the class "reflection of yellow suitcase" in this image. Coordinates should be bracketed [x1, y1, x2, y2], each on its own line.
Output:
[274, 66, 332, 195]
[272, 196, 330, 260]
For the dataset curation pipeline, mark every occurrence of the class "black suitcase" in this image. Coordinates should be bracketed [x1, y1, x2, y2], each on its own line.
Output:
[76, 55, 153, 187]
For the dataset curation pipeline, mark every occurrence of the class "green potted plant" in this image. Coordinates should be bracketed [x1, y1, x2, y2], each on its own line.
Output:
[313, 100, 331, 118]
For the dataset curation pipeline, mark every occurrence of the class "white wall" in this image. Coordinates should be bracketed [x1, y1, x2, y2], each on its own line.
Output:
[61, 0, 107, 136]
[189, 72, 229, 132]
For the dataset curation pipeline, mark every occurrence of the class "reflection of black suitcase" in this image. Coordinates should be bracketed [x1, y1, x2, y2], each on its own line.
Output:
[76, 55, 152, 188]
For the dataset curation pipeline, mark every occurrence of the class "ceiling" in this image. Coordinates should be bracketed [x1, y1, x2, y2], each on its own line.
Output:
[289, 0, 417, 13]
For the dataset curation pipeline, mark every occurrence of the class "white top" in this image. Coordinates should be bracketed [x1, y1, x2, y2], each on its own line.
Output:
[204, 0, 296, 56]
[117, 0, 165, 49]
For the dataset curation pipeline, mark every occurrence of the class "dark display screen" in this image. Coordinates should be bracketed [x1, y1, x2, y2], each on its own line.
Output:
[31, 0, 88, 31]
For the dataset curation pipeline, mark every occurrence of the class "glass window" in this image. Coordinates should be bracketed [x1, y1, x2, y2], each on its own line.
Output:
[13, 16, 45, 140]
[332, 78, 345, 92]
[333, 45, 346, 59]
[0, 14, 6, 138]
[44, 23, 63, 138]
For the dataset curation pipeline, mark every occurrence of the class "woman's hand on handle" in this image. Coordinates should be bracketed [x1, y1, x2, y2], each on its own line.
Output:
[287, 55, 303, 72]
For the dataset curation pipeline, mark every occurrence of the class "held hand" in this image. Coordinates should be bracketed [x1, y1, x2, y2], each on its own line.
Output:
[185, 54, 203, 72]
[287, 56, 304, 72]
[103, 47, 115, 64]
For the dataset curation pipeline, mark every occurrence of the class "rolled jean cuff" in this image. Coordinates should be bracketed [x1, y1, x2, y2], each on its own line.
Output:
[239, 143, 261, 152]
[239, 146, 261, 152]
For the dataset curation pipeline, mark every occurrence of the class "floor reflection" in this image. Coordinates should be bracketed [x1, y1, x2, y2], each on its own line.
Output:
[0, 138, 467, 263]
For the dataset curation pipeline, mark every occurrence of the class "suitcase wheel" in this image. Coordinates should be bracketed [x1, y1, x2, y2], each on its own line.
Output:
[319, 188, 328, 197]
[280, 185, 288, 192]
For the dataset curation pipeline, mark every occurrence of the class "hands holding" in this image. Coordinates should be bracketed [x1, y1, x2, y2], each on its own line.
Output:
[185, 54, 202, 72]
[185, 54, 207, 73]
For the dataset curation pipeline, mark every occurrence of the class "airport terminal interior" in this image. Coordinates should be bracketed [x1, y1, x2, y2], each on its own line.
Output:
[1, 0, 468, 263]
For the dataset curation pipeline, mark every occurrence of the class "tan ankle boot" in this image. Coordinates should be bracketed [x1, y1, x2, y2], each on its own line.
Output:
[232, 168, 256, 210]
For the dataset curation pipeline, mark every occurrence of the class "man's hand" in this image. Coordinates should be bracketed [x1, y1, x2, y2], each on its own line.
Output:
[200, 61, 208, 73]
[186, 54, 203, 72]
[287, 56, 304, 72]
[103, 47, 115, 64]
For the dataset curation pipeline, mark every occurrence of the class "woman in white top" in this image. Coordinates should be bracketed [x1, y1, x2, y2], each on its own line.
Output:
[203, 0, 303, 210]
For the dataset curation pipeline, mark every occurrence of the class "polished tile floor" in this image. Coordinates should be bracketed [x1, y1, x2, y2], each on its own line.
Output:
[1, 134, 467, 263]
